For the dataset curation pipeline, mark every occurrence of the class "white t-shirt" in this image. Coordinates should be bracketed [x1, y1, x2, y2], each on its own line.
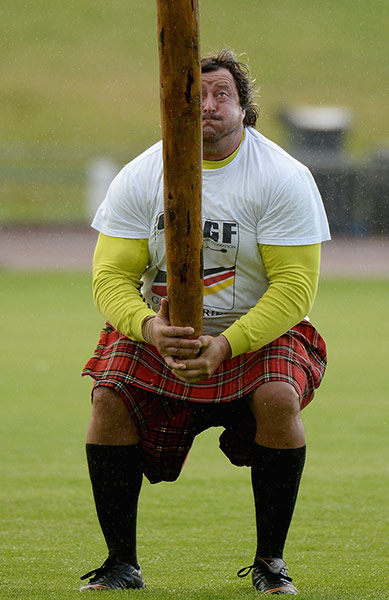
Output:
[92, 127, 330, 335]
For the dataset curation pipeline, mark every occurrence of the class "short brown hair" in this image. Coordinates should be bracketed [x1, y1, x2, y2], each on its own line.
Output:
[201, 49, 259, 128]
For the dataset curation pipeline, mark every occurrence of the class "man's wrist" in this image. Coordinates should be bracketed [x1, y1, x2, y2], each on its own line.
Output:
[219, 334, 232, 360]
[142, 316, 155, 344]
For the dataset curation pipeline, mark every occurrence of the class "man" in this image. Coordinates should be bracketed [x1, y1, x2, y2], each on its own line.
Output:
[80, 49, 330, 595]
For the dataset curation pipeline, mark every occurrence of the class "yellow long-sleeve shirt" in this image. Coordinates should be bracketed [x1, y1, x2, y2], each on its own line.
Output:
[92, 233, 321, 358]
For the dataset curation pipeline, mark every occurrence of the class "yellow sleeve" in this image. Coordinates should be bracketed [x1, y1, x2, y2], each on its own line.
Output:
[222, 243, 321, 357]
[92, 233, 156, 341]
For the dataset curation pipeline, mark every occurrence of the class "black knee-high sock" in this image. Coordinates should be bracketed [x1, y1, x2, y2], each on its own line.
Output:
[251, 443, 306, 560]
[86, 444, 143, 567]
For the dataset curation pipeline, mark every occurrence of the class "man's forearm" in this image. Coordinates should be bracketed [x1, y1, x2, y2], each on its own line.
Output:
[92, 233, 155, 341]
[222, 244, 321, 357]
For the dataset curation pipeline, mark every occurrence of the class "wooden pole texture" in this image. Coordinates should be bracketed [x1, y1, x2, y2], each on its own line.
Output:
[156, 0, 203, 336]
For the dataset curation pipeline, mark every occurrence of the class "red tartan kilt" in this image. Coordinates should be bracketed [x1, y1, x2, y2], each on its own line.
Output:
[82, 320, 327, 483]
[82, 320, 327, 409]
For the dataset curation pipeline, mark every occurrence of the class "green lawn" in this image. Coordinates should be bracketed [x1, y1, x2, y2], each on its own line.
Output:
[1, 0, 388, 224]
[1, 0, 387, 153]
[0, 274, 388, 599]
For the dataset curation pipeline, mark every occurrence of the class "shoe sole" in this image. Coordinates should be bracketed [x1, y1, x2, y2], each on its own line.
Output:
[80, 581, 146, 591]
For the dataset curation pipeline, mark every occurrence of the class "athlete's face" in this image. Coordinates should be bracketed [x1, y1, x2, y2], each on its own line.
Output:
[201, 67, 246, 160]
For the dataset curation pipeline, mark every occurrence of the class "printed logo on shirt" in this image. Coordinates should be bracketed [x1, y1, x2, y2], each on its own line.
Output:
[151, 212, 239, 312]
[150, 270, 167, 297]
[203, 218, 239, 310]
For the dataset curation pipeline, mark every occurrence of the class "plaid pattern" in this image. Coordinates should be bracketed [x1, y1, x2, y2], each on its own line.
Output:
[83, 320, 326, 406]
[82, 320, 327, 483]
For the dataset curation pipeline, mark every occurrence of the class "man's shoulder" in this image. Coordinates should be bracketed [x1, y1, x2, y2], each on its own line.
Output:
[108, 141, 163, 199]
[123, 140, 163, 174]
[245, 127, 309, 174]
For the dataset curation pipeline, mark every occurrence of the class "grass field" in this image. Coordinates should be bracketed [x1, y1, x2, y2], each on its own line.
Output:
[1, 1, 388, 224]
[0, 273, 388, 599]
[2, 0, 388, 153]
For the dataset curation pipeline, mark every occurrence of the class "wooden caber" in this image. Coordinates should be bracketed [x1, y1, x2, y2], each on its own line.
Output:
[156, 0, 203, 336]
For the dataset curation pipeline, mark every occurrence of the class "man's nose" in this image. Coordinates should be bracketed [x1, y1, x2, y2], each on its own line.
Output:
[202, 94, 216, 113]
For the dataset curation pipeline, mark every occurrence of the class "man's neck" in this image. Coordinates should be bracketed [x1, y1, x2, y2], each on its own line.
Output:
[203, 127, 244, 161]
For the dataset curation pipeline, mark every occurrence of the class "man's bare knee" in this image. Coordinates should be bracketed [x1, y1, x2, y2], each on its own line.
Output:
[250, 382, 300, 419]
[87, 386, 140, 445]
[92, 386, 128, 416]
[249, 382, 304, 448]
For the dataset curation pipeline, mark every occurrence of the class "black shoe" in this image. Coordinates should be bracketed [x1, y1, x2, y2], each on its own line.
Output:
[80, 556, 146, 591]
[238, 557, 298, 595]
